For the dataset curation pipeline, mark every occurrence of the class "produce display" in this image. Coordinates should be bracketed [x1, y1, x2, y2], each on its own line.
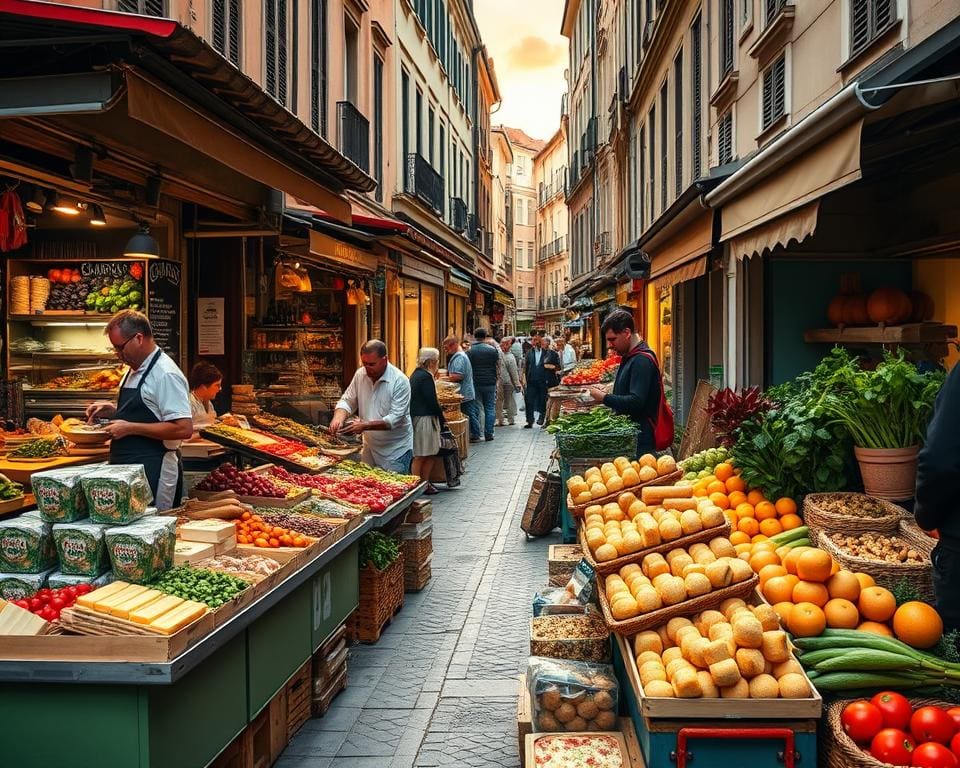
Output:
[307, 474, 412, 513]
[529, 614, 611, 663]
[547, 408, 637, 457]
[0, 516, 56, 573]
[679, 446, 733, 480]
[290, 496, 364, 519]
[826, 532, 926, 564]
[76, 580, 208, 633]
[566, 454, 678, 507]
[250, 414, 358, 450]
[332, 460, 420, 488]
[7, 583, 92, 624]
[560, 354, 620, 385]
[82, 465, 154, 525]
[36, 367, 123, 391]
[202, 423, 262, 446]
[257, 510, 340, 539]
[257, 438, 310, 458]
[194, 554, 281, 580]
[530, 735, 625, 768]
[527, 657, 619, 733]
[234, 510, 311, 548]
[34, 263, 145, 313]
[194, 463, 305, 498]
[8, 436, 68, 459]
[33, 467, 91, 523]
[181, 497, 246, 520]
[52, 521, 108, 576]
[359, 530, 400, 570]
[148, 566, 248, 609]
[104, 517, 176, 583]
[631, 600, 811, 700]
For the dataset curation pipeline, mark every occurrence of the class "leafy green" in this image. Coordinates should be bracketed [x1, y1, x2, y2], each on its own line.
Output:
[359, 531, 399, 571]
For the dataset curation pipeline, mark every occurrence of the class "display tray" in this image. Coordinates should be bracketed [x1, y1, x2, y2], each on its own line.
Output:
[200, 426, 354, 471]
[5, 455, 69, 463]
[66, 445, 110, 457]
[614, 633, 822, 720]
[191, 488, 311, 508]
[0, 495, 26, 515]
[180, 440, 227, 459]
[567, 470, 684, 517]
[365, 481, 427, 519]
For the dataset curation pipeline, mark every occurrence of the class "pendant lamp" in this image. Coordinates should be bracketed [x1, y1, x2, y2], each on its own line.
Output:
[123, 222, 160, 258]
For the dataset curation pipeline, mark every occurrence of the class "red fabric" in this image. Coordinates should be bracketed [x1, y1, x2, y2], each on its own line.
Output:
[0, 190, 27, 252]
[636, 347, 675, 452]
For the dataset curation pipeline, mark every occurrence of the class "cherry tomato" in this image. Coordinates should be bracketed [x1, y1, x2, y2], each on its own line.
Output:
[872, 692, 914, 731]
[12, 599, 29, 610]
[912, 707, 958, 746]
[947, 709, 960, 731]
[950, 732, 960, 759]
[74, 583, 93, 595]
[49, 597, 66, 611]
[912, 742, 958, 767]
[36, 588, 52, 602]
[871, 728, 916, 766]
[38, 606, 57, 622]
[843, 700, 885, 744]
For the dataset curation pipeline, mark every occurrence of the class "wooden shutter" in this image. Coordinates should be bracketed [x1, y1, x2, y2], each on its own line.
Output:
[691, 14, 702, 178]
[718, 111, 733, 165]
[762, 54, 786, 130]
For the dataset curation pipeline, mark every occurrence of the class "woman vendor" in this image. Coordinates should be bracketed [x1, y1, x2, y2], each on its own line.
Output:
[189, 361, 223, 430]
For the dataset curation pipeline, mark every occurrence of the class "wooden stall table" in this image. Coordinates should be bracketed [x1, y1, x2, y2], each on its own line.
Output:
[0, 454, 106, 486]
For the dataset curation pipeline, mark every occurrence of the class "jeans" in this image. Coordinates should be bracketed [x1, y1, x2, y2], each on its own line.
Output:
[475, 385, 497, 438]
[524, 381, 546, 425]
[463, 399, 480, 439]
[380, 449, 413, 475]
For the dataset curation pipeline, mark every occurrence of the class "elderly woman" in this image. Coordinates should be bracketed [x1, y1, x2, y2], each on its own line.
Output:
[409, 347, 445, 494]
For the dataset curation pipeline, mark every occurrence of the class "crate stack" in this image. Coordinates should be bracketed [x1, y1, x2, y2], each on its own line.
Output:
[312, 623, 348, 717]
[399, 500, 433, 592]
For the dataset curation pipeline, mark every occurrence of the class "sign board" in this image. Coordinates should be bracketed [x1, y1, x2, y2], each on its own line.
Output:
[147, 259, 182, 365]
[197, 298, 225, 356]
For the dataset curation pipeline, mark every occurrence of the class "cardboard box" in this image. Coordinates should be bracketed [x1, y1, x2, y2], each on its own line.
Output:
[179, 519, 236, 544]
[214, 535, 238, 556]
[174, 541, 216, 565]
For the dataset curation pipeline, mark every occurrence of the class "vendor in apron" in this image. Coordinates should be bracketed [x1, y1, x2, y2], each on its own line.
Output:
[86, 310, 193, 511]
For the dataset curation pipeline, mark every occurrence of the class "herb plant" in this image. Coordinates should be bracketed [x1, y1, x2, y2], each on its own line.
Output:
[359, 531, 400, 570]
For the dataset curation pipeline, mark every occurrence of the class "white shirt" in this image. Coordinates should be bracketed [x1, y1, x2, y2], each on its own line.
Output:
[335, 363, 413, 467]
[190, 392, 217, 429]
[562, 345, 577, 368]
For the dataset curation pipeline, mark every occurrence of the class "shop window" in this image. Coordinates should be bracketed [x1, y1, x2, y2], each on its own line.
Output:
[211, 0, 241, 65]
[657, 287, 674, 408]
[119, 0, 165, 15]
[310, 0, 327, 136]
[761, 53, 787, 131]
[401, 280, 439, 374]
[718, 110, 733, 165]
[850, 0, 896, 58]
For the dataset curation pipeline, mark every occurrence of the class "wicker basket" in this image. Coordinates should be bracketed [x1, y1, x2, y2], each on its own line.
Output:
[566, 470, 683, 517]
[346, 553, 405, 643]
[555, 427, 639, 461]
[401, 535, 433, 566]
[815, 520, 936, 602]
[822, 698, 951, 768]
[803, 492, 904, 536]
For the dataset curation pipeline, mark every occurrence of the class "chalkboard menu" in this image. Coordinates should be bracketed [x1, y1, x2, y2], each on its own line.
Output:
[147, 259, 182, 365]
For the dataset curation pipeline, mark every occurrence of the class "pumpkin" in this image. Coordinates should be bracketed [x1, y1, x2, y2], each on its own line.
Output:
[909, 290, 935, 323]
[842, 294, 870, 326]
[827, 295, 847, 327]
[867, 287, 912, 325]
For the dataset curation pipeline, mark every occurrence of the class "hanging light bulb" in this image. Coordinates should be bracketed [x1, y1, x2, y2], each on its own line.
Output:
[47, 191, 82, 216]
[89, 204, 107, 227]
[123, 222, 160, 258]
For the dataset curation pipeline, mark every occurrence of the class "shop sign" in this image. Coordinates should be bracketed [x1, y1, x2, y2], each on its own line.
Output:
[147, 259, 182, 365]
[473, 290, 487, 309]
[400, 255, 445, 286]
[309, 231, 377, 273]
[197, 297, 225, 356]
[493, 290, 513, 305]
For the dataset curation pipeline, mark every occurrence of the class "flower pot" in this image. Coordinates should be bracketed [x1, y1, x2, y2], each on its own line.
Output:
[853, 445, 919, 501]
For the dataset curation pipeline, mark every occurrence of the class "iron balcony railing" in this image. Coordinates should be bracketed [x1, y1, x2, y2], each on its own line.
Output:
[538, 235, 568, 263]
[450, 197, 467, 232]
[405, 153, 444, 216]
[466, 214, 479, 244]
[594, 231, 612, 258]
[337, 101, 370, 173]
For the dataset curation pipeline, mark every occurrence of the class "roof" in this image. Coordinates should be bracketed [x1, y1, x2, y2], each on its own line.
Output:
[535, 127, 566, 160]
[498, 126, 547, 153]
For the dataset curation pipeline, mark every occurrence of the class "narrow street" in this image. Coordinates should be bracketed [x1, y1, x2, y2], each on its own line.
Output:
[278, 415, 559, 768]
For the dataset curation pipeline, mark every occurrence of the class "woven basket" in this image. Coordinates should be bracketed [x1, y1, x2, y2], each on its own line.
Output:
[348, 553, 405, 642]
[815, 520, 936, 602]
[567, 470, 683, 517]
[822, 698, 950, 768]
[556, 427, 639, 461]
[401, 536, 433, 566]
[597, 574, 759, 635]
[803, 492, 904, 536]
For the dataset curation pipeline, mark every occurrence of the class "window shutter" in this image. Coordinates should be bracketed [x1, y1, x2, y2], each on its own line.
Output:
[718, 111, 733, 165]
[212, 0, 226, 53]
[277, 0, 288, 106]
[228, 0, 241, 64]
[118, 0, 165, 15]
[674, 51, 683, 198]
[265, 0, 277, 98]
[691, 14, 702, 178]
[310, 0, 327, 136]
[762, 54, 786, 130]
[874, 0, 893, 32]
[722, 0, 735, 74]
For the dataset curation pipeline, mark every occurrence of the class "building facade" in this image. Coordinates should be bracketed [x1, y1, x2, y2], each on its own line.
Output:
[533, 129, 570, 339]
[491, 127, 515, 328]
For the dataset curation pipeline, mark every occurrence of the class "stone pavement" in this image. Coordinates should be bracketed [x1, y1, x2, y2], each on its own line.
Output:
[277, 410, 561, 768]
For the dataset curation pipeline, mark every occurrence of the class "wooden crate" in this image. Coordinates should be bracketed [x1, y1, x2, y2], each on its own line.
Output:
[285, 659, 313, 741]
[548, 544, 584, 586]
[345, 553, 405, 643]
[208, 730, 249, 768]
[517, 673, 532, 767]
[311, 668, 347, 718]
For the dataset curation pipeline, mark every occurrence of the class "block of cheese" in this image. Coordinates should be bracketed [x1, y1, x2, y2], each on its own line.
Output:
[0, 602, 49, 635]
[174, 541, 216, 565]
[179, 520, 236, 544]
[93, 584, 147, 613]
[214, 536, 237, 556]
[150, 600, 207, 634]
[77, 580, 128, 609]
[109, 588, 165, 620]
[129, 594, 184, 625]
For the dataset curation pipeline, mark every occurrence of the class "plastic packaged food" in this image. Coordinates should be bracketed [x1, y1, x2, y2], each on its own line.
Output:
[529, 614, 611, 663]
[46, 571, 115, 590]
[82, 465, 154, 525]
[32, 466, 95, 523]
[52, 521, 110, 576]
[105, 517, 176, 583]
[0, 515, 57, 573]
[0, 568, 55, 600]
[532, 586, 598, 617]
[526, 657, 620, 733]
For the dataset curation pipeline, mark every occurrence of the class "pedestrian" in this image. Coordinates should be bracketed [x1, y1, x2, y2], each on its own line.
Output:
[86, 310, 193, 511]
[409, 347, 444, 496]
[523, 334, 561, 428]
[496, 337, 521, 426]
[915, 363, 960, 629]
[588, 309, 665, 455]
[509, 336, 523, 369]
[442, 334, 476, 441]
[329, 340, 414, 474]
[467, 328, 500, 442]
[556, 337, 577, 370]
[461, 338, 472, 352]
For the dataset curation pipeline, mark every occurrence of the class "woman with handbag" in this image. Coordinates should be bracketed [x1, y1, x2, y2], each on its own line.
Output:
[410, 347, 445, 495]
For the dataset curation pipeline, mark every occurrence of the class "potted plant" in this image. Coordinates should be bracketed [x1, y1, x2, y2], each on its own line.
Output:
[819, 348, 944, 500]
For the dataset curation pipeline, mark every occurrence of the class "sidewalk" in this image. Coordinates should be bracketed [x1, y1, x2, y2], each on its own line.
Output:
[277, 415, 559, 768]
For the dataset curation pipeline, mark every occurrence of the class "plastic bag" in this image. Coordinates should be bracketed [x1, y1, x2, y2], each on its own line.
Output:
[105, 516, 176, 583]
[82, 464, 154, 525]
[532, 586, 598, 617]
[33, 465, 96, 523]
[47, 571, 114, 590]
[0, 568, 55, 600]
[0, 515, 56, 573]
[526, 656, 619, 733]
[52, 521, 109, 576]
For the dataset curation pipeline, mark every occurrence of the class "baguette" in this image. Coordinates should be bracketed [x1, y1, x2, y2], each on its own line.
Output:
[642, 485, 694, 504]
[662, 498, 698, 511]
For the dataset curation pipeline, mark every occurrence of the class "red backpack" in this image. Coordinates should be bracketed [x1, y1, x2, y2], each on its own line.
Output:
[635, 348, 675, 452]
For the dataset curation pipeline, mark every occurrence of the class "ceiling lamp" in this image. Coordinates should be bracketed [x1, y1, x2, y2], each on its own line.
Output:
[89, 204, 107, 227]
[123, 222, 160, 258]
[48, 192, 82, 216]
[24, 187, 47, 214]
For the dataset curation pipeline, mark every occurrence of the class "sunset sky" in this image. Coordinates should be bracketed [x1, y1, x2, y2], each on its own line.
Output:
[474, 0, 568, 143]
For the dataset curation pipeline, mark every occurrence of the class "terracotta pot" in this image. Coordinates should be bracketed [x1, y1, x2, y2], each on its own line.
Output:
[854, 445, 919, 501]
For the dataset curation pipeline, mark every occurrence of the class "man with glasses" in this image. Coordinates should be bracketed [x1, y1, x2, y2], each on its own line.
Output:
[588, 309, 662, 455]
[85, 310, 193, 510]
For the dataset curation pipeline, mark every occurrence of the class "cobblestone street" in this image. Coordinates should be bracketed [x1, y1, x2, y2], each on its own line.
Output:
[278, 409, 560, 768]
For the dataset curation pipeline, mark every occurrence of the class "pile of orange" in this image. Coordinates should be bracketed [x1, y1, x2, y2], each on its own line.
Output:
[234, 511, 310, 548]
[689, 463, 801, 543]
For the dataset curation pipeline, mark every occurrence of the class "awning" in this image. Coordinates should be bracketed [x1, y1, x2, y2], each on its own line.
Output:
[493, 290, 514, 306]
[648, 207, 714, 289]
[652, 256, 708, 291]
[309, 230, 378, 274]
[400, 254, 445, 286]
[446, 267, 472, 297]
[730, 200, 820, 260]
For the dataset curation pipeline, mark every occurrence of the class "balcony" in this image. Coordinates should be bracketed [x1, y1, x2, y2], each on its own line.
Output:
[466, 214, 479, 244]
[593, 231, 612, 259]
[406, 153, 444, 216]
[450, 197, 468, 232]
[337, 101, 370, 174]
[538, 235, 567, 264]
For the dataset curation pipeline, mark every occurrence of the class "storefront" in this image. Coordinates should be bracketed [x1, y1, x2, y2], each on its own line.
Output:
[491, 289, 514, 339]
[445, 267, 473, 340]
[398, 254, 444, 374]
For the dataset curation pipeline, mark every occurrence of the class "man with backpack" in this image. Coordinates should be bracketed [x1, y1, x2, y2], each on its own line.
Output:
[588, 309, 673, 454]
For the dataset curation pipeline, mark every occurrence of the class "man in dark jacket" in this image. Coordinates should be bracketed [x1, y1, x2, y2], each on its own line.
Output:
[523, 335, 561, 428]
[915, 363, 960, 629]
[589, 309, 662, 455]
[466, 328, 500, 441]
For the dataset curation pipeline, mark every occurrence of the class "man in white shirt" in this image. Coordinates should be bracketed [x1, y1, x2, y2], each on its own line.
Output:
[329, 340, 414, 473]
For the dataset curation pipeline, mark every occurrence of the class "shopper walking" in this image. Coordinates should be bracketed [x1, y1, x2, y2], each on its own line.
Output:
[467, 328, 500, 442]
[409, 348, 444, 496]
[330, 340, 414, 474]
[509, 336, 523, 369]
[556, 337, 577, 370]
[523, 334, 560, 428]
[442, 335, 476, 443]
[496, 337, 521, 426]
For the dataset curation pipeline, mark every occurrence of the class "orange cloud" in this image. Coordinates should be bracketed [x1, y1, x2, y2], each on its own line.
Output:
[506, 35, 566, 70]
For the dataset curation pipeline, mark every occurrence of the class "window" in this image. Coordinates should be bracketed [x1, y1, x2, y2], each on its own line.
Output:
[639, 123, 646, 232]
[516, 156, 526, 176]
[720, 0, 735, 76]
[660, 81, 668, 213]
[428, 106, 435, 165]
[647, 106, 656, 223]
[528, 287, 535, 305]
[264, 0, 290, 106]
[527, 242, 534, 268]
[344, 15, 359, 103]
[212, 0, 241, 65]
[851, 0, 896, 58]
[373, 55, 384, 201]
[310, 0, 327, 136]
[438, 123, 446, 178]
[415, 88, 423, 155]
[765, 0, 787, 25]
[401, 70, 410, 156]
[119, 0, 165, 15]
[718, 110, 733, 165]
[690, 13, 703, 178]
[516, 245, 523, 266]
[761, 53, 787, 131]
[674, 49, 683, 198]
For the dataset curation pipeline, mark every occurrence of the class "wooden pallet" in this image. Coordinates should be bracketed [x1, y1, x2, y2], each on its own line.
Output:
[346, 600, 402, 644]
[311, 668, 347, 718]
[285, 659, 313, 741]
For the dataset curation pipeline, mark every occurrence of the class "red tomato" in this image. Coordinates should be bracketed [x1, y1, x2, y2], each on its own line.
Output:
[12, 599, 29, 610]
[28, 597, 43, 611]
[49, 597, 66, 611]
[947, 709, 960, 731]
[871, 729, 916, 766]
[912, 742, 959, 767]
[74, 583, 93, 595]
[912, 708, 958, 746]
[36, 588, 52, 602]
[950, 732, 960, 759]
[872, 692, 914, 731]
[843, 700, 885, 744]
[47, 269, 62, 283]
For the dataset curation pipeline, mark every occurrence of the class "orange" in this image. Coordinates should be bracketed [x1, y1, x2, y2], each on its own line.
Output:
[780, 514, 803, 531]
[750, 550, 781, 573]
[747, 490, 766, 507]
[735, 542, 753, 555]
[854, 572, 876, 590]
[788, 602, 827, 638]
[714, 463, 734, 482]
[755, 501, 777, 521]
[775, 497, 798, 517]
[751, 534, 770, 544]
[751, 541, 778, 553]
[727, 491, 748, 508]
[763, 574, 800, 604]
[708, 492, 730, 510]
[759, 564, 788, 586]
[736, 503, 756, 520]
[796, 549, 834, 583]
[826, 570, 862, 602]
[759, 518, 784, 537]
[693, 484, 709, 497]
[729, 531, 750, 546]
[831, 560, 841, 576]
[725, 475, 746, 494]
[706, 480, 727, 496]
[893, 602, 944, 649]
[738, 518, 760, 537]
[793, 580, 830, 608]
[858, 586, 897, 622]
[772, 601, 795, 625]
[824, 598, 860, 628]
[857, 621, 894, 637]
[724, 510, 739, 527]
[782, 546, 812, 575]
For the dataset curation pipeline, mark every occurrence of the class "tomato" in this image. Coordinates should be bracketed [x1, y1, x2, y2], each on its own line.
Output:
[47, 269, 62, 282]
[947, 709, 960, 731]
[64, 586, 78, 599]
[871, 728, 916, 766]
[844, 701, 886, 744]
[912, 707, 958, 746]
[36, 588, 52, 601]
[74, 583, 93, 595]
[873, 692, 914, 731]
[912, 742, 958, 767]
[950, 732, 960, 759]
[28, 597, 43, 611]
[12, 599, 29, 610]
[38, 606, 57, 622]
[49, 597, 66, 611]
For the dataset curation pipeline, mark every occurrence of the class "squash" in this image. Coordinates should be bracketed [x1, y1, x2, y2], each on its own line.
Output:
[909, 290, 935, 323]
[842, 294, 870, 326]
[827, 295, 846, 326]
[867, 287, 912, 325]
